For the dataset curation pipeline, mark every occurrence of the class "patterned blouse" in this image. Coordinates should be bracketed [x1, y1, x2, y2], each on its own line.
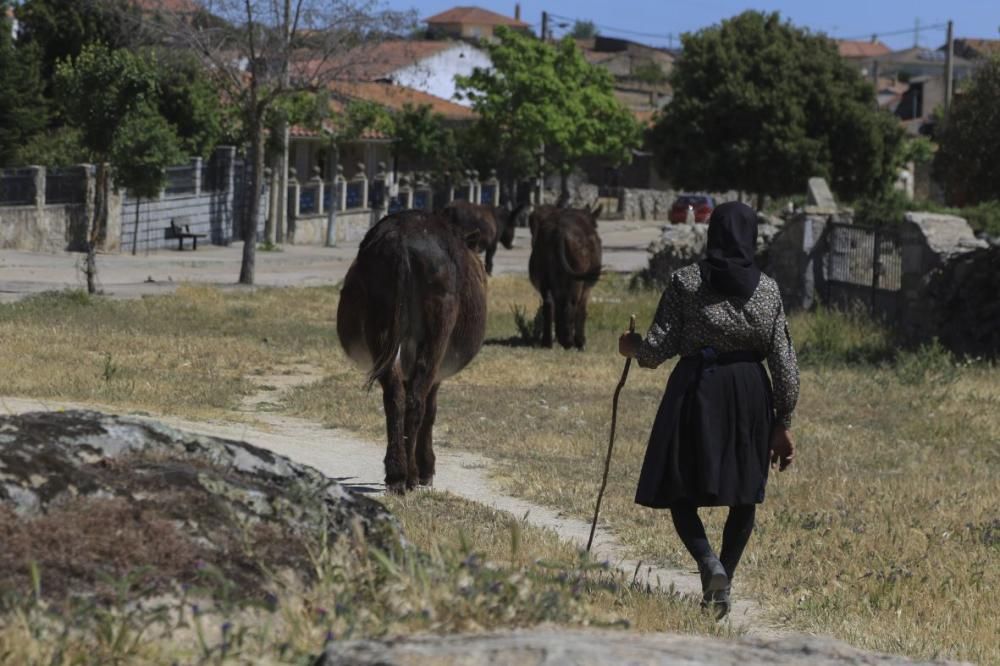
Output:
[636, 264, 800, 428]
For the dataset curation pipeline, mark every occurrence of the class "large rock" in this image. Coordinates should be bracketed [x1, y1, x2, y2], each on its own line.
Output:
[913, 246, 1000, 357]
[0, 410, 398, 600]
[315, 628, 966, 665]
[642, 222, 708, 285]
[902, 212, 987, 266]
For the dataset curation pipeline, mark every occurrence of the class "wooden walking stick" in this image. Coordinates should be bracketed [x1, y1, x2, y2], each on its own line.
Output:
[587, 314, 636, 553]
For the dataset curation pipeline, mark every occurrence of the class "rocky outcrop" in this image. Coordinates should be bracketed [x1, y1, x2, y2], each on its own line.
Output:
[315, 628, 966, 666]
[911, 246, 1000, 357]
[0, 410, 398, 601]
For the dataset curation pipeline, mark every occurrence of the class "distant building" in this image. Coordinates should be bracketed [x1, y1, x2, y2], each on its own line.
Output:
[321, 40, 491, 107]
[575, 36, 674, 118]
[288, 82, 476, 181]
[836, 39, 891, 60]
[949, 38, 1000, 61]
[869, 46, 975, 83]
[424, 6, 529, 42]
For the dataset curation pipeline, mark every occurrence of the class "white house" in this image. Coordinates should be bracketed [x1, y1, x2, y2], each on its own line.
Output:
[389, 41, 492, 106]
[331, 40, 491, 107]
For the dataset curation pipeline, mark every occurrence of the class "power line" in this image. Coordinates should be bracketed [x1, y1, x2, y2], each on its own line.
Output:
[547, 12, 673, 42]
[835, 22, 949, 42]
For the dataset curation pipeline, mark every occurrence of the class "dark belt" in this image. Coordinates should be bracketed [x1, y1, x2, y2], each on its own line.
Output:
[685, 346, 763, 369]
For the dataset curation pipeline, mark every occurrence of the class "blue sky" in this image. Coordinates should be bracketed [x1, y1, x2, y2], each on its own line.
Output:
[393, 1, 1000, 50]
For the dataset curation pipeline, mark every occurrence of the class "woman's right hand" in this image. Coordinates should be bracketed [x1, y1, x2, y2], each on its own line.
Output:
[618, 332, 642, 358]
[770, 426, 795, 471]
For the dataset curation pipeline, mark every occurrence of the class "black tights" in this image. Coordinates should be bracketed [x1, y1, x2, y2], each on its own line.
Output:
[670, 501, 756, 580]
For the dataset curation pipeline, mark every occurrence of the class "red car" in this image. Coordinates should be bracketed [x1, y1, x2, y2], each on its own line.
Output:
[668, 194, 715, 223]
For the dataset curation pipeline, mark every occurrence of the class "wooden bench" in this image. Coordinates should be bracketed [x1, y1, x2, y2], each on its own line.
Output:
[166, 219, 207, 250]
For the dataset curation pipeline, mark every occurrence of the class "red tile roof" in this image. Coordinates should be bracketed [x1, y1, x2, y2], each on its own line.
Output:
[299, 40, 458, 82]
[837, 39, 891, 58]
[290, 82, 475, 140]
[330, 81, 475, 120]
[425, 6, 528, 28]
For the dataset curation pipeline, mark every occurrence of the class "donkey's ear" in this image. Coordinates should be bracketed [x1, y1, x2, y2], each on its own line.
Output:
[464, 229, 481, 250]
[590, 203, 603, 220]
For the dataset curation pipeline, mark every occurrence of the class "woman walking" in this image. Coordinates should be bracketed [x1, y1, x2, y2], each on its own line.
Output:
[618, 201, 799, 617]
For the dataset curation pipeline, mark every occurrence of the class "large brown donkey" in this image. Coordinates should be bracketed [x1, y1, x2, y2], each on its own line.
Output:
[528, 205, 603, 349]
[337, 210, 487, 493]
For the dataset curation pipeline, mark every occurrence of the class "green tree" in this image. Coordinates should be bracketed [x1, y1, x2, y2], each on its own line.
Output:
[390, 103, 458, 169]
[933, 56, 1000, 205]
[155, 53, 222, 158]
[651, 11, 902, 203]
[15, 0, 135, 94]
[569, 20, 596, 40]
[319, 99, 393, 246]
[0, 1, 48, 166]
[145, 0, 410, 284]
[110, 103, 184, 255]
[457, 26, 641, 201]
[56, 44, 184, 286]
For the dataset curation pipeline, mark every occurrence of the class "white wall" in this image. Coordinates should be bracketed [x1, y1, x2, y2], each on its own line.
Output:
[390, 44, 492, 106]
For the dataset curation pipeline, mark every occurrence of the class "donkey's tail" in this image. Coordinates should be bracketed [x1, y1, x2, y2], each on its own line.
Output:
[557, 233, 602, 282]
[363, 238, 409, 391]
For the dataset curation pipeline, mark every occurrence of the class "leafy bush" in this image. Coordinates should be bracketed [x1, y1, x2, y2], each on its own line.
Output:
[852, 192, 1000, 237]
[957, 200, 1000, 237]
[894, 338, 958, 386]
[789, 305, 895, 366]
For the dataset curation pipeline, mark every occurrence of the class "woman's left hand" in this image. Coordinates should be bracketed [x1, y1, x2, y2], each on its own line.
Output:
[619, 332, 642, 358]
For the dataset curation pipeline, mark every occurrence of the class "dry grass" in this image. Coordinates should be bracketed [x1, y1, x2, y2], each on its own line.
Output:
[1, 279, 997, 662]
[0, 491, 735, 665]
[0, 286, 340, 419]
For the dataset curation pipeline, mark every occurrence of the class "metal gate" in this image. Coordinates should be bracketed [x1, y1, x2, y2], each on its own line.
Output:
[823, 223, 903, 320]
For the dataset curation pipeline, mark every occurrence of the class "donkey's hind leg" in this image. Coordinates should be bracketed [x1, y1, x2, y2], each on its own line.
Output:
[416, 382, 440, 486]
[379, 365, 407, 495]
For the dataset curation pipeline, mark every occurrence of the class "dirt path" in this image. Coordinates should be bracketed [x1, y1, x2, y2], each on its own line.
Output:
[1, 368, 789, 639]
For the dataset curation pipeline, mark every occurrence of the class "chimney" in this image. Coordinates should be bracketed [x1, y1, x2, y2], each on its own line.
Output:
[514, 3, 521, 20]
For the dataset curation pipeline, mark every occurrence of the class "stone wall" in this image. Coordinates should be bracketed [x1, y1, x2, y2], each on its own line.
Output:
[0, 203, 90, 253]
[0, 147, 269, 254]
[621, 188, 741, 221]
[292, 209, 375, 245]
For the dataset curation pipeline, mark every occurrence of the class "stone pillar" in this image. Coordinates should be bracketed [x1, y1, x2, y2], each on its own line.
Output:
[398, 175, 414, 209]
[192, 157, 203, 196]
[336, 165, 347, 212]
[219, 146, 237, 245]
[29, 165, 45, 207]
[288, 168, 300, 220]
[312, 166, 325, 216]
[484, 169, 500, 206]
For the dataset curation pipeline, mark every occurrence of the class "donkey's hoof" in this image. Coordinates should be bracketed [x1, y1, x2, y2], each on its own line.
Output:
[386, 481, 407, 495]
[418, 476, 434, 488]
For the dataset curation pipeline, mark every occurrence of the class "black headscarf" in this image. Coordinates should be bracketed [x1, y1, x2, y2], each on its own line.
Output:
[698, 201, 761, 300]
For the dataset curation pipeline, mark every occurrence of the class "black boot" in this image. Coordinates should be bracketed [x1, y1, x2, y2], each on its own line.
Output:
[699, 557, 731, 619]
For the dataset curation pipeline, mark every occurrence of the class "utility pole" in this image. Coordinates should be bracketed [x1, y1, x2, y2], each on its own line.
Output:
[944, 19, 954, 112]
[913, 17, 920, 47]
[541, 11, 548, 41]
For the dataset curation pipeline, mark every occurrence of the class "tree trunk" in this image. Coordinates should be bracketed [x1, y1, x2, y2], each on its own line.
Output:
[558, 170, 571, 207]
[240, 115, 264, 285]
[85, 164, 108, 295]
[131, 198, 141, 256]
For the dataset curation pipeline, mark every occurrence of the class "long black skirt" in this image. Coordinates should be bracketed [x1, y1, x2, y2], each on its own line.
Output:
[635, 350, 775, 509]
